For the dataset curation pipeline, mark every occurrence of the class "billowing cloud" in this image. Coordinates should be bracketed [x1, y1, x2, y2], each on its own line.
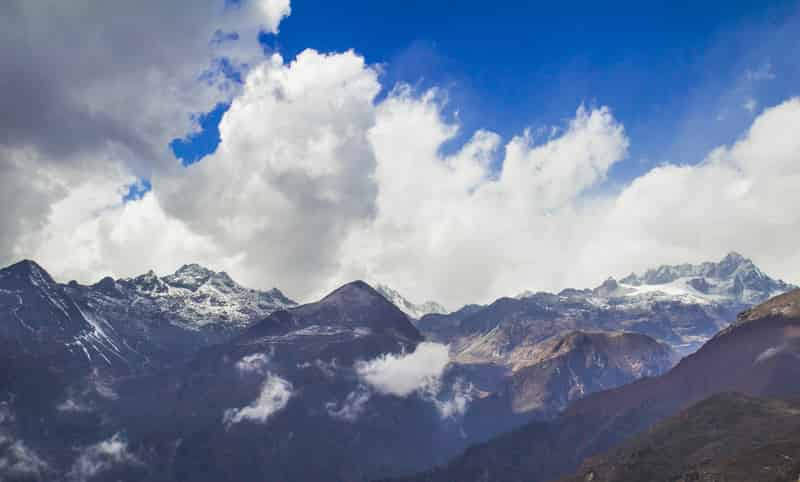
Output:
[355, 342, 450, 397]
[156, 49, 382, 296]
[224, 373, 293, 425]
[339, 92, 628, 305]
[0, 0, 291, 271]
[354, 342, 475, 419]
[4, 5, 800, 309]
[68, 433, 139, 481]
[575, 97, 800, 290]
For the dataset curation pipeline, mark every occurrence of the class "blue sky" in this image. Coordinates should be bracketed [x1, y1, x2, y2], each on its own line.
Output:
[175, 0, 799, 187]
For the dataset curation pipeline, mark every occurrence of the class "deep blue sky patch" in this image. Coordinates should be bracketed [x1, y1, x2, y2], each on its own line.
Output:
[170, 102, 230, 166]
[122, 179, 152, 202]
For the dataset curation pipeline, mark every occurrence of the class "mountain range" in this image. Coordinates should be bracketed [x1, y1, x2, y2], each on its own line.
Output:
[420, 252, 795, 365]
[0, 253, 797, 481]
[391, 288, 800, 482]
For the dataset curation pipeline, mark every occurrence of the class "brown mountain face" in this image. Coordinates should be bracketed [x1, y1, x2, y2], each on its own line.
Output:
[390, 289, 800, 482]
[560, 393, 800, 482]
[564, 288, 800, 422]
[459, 330, 677, 444]
[499, 331, 676, 417]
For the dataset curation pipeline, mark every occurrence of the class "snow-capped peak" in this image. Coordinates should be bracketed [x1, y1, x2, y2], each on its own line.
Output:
[513, 252, 795, 308]
[615, 252, 794, 305]
[163, 264, 224, 291]
[373, 284, 448, 319]
[87, 265, 299, 330]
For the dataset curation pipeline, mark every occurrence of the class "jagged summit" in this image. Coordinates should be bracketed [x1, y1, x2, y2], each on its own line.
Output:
[615, 251, 794, 305]
[623, 252, 764, 285]
[1, 259, 297, 334]
[374, 283, 448, 319]
[163, 263, 222, 291]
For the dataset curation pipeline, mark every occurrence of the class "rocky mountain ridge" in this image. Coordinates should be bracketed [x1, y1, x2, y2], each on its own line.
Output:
[424, 252, 795, 361]
[392, 288, 800, 482]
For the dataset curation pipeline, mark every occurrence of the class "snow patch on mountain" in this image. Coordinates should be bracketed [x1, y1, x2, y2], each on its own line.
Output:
[87, 263, 296, 330]
[374, 284, 448, 319]
[617, 252, 794, 305]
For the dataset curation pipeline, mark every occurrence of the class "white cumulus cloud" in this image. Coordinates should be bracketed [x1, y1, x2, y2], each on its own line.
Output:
[6, 22, 800, 309]
[355, 342, 450, 397]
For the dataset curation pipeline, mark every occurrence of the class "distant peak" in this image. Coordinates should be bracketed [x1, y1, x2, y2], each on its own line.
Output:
[317, 280, 395, 308]
[162, 263, 220, 290]
[174, 263, 214, 276]
[1, 259, 55, 283]
[721, 251, 746, 263]
[6, 259, 46, 272]
[324, 280, 375, 297]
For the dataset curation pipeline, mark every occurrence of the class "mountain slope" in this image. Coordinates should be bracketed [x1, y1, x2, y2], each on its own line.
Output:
[0, 260, 134, 370]
[560, 393, 800, 482]
[393, 288, 800, 482]
[503, 331, 677, 416]
[102, 281, 473, 482]
[460, 330, 677, 442]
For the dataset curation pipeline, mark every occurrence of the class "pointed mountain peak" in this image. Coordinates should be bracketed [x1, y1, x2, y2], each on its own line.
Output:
[173, 263, 215, 277]
[716, 251, 754, 277]
[319, 280, 385, 306]
[296, 280, 422, 342]
[162, 264, 222, 291]
[721, 251, 746, 264]
[593, 276, 625, 297]
[128, 269, 169, 294]
[0, 259, 55, 284]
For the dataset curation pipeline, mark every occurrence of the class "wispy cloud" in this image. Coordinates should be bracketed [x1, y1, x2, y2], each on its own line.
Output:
[224, 373, 293, 425]
[326, 385, 372, 422]
[0, 439, 49, 478]
[745, 62, 776, 81]
[68, 433, 139, 481]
